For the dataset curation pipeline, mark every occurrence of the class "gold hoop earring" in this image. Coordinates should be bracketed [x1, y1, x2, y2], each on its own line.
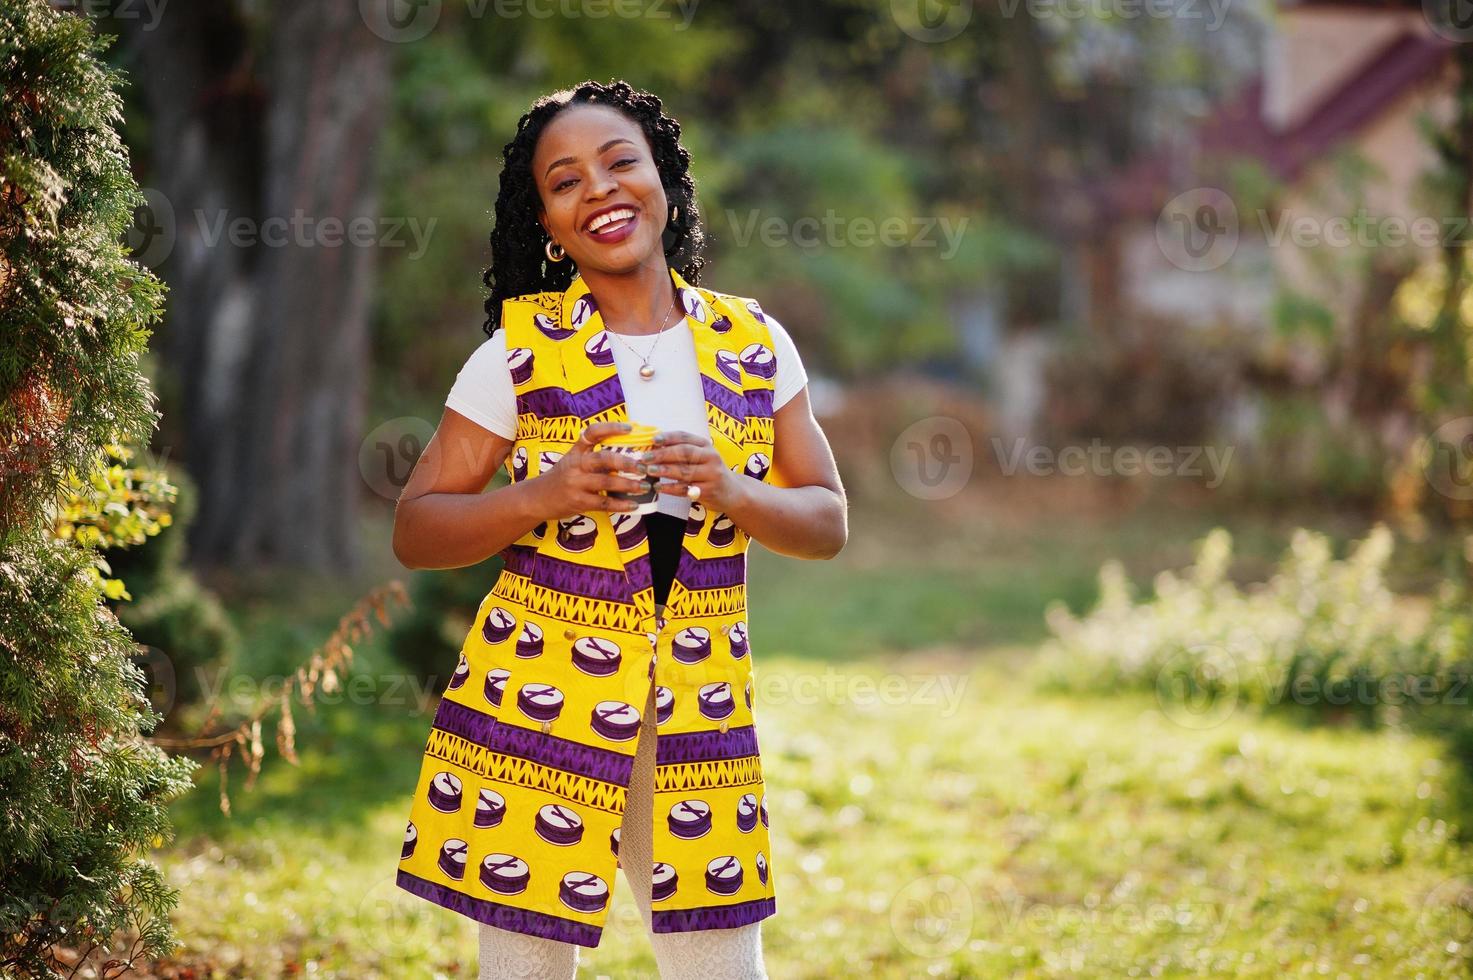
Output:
[670, 204, 679, 222]
[545, 238, 566, 263]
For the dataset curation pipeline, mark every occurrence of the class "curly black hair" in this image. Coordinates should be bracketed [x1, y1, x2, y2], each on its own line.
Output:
[482, 79, 708, 338]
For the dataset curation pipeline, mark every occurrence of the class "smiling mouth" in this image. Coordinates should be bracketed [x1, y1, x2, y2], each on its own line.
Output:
[585, 208, 639, 235]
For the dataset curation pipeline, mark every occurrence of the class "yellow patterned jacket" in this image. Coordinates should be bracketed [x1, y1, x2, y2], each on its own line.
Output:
[396, 265, 780, 947]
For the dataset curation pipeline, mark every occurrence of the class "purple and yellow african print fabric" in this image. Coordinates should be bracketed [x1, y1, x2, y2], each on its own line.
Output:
[395, 266, 780, 947]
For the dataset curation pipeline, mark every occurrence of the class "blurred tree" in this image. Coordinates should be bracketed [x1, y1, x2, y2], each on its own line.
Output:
[0, 4, 195, 974]
[112, 0, 388, 573]
[373, 0, 1055, 394]
[98, 0, 1274, 544]
[1390, 41, 1473, 537]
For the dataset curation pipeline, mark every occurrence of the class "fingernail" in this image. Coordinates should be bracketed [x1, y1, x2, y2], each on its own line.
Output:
[640, 451, 654, 461]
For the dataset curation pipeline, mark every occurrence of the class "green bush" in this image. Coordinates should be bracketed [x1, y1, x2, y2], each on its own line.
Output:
[1036, 525, 1473, 728]
[104, 464, 238, 724]
[0, 5, 195, 974]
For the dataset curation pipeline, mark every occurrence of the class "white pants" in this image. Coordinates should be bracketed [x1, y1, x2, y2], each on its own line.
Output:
[478, 606, 769, 979]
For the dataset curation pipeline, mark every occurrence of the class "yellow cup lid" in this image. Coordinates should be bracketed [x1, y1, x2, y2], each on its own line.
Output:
[598, 423, 659, 447]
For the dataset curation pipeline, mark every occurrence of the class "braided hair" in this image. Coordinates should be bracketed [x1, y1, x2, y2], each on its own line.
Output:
[482, 79, 707, 337]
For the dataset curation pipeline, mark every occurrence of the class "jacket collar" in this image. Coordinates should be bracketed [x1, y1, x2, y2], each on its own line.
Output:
[556, 265, 749, 463]
[552, 265, 753, 629]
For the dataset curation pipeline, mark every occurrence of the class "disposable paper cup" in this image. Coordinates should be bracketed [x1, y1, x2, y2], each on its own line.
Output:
[594, 423, 661, 515]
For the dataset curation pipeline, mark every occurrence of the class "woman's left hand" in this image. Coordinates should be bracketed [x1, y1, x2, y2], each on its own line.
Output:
[638, 430, 749, 512]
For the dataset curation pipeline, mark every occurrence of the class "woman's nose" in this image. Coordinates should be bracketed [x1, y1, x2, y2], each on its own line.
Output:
[588, 173, 618, 198]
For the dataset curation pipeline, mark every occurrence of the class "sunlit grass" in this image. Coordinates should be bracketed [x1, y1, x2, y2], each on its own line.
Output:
[149, 501, 1473, 977]
[156, 648, 1473, 977]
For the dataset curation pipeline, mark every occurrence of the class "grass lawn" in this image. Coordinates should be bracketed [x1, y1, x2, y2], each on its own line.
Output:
[147, 493, 1473, 977]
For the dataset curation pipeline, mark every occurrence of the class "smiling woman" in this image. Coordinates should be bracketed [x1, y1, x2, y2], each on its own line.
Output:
[480, 81, 710, 341]
[390, 79, 848, 980]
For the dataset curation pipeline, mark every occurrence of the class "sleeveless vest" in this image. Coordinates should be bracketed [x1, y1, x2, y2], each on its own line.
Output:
[396, 265, 780, 947]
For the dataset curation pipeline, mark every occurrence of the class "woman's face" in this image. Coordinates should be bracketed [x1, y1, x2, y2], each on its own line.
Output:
[532, 103, 669, 275]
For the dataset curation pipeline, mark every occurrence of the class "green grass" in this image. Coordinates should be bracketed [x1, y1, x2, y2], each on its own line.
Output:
[154, 649, 1473, 977]
[746, 492, 1395, 656]
[146, 499, 1473, 977]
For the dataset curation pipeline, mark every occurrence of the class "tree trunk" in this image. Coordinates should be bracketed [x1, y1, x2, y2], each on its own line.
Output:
[127, 0, 386, 574]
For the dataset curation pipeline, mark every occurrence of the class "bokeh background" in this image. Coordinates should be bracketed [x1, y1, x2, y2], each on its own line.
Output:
[45, 0, 1473, 975]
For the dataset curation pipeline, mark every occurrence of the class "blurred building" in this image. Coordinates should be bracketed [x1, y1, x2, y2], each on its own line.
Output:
[1082, 0, 1461, 333]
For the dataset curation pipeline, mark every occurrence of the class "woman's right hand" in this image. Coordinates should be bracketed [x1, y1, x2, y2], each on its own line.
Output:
[535, 421, 651, 521]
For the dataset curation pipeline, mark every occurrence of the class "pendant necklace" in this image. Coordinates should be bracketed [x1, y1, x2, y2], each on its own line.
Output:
[604, 288, 680, 381]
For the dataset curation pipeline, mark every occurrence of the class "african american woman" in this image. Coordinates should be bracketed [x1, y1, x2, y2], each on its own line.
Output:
[391, 79, 847, 980]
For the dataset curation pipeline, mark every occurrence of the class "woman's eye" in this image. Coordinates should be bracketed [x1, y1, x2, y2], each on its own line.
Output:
[553, 158, 635, 192]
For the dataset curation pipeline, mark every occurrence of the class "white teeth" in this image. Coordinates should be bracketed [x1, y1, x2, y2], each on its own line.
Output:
[587, 208, 636, 233]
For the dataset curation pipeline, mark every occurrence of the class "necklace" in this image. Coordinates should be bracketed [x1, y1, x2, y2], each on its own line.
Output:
[603, 288, 680, 380]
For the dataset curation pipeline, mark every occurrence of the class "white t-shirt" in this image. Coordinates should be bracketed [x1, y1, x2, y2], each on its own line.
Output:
[445, 313, 808, 519]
